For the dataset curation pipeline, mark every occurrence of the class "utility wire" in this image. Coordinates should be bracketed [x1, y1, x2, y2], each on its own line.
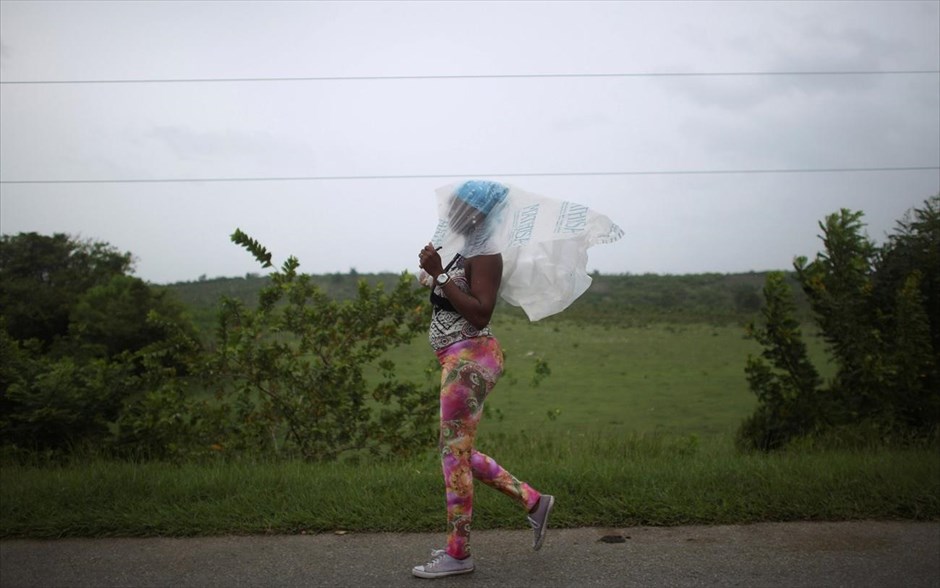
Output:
[2, 166, 937, 185]
[1, 70, 938, 85]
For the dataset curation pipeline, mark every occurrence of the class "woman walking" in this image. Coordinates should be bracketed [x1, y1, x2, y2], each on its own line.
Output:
[412, 180, 622, 579]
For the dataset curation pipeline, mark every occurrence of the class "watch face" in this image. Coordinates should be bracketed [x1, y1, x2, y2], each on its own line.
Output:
[437, 273, 448, 285]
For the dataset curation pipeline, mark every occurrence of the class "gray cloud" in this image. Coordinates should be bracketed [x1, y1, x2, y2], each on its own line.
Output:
[0, 1, 937, 283]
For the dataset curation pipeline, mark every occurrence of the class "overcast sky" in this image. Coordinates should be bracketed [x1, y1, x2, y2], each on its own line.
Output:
[1, 1, 938, 284]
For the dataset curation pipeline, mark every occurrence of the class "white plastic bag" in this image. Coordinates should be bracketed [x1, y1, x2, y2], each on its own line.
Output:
[429, 181, 623, 321]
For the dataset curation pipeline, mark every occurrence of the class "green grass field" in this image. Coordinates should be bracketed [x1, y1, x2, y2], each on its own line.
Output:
[375, 317, 834, 439]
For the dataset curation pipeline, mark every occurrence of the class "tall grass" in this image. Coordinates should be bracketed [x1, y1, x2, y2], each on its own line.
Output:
[3, 433, 937, 538]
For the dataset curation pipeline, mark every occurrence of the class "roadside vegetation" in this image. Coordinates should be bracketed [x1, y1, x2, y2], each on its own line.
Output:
[3, 435, 936, 538]
[1, 194, 937, 538]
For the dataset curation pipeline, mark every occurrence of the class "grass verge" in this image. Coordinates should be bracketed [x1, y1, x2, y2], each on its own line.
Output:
[2, 434, 937, 538]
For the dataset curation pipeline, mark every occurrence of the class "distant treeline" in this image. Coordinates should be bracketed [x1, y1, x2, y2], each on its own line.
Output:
[160, 270, 809, 336]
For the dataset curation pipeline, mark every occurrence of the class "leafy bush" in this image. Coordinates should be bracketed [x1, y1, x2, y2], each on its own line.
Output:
[739, 195, 940, 450]
[1, 230, 437, 461]
[737, 272, 824, 450]
[208, 230, 436, 461]
[0, 233, 133, 349]
[0, 327, 137, 449]
[0, 233, 201, 454]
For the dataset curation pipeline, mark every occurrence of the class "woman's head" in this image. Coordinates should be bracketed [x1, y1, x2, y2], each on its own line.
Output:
[448, 180, 509, 234]
[455, 180, 509, 214]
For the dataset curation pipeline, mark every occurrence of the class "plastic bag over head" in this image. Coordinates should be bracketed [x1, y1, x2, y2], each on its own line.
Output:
[429, 180, 624, 321]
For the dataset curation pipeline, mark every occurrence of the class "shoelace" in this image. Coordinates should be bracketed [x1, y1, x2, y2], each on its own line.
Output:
[423, 552, 447, 570]
[528, 514, 541, 529]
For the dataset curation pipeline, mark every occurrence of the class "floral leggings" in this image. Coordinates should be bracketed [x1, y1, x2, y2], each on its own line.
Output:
[436, 336, 541, 560]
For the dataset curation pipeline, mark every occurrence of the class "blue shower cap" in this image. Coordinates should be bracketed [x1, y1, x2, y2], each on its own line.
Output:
[454, 180, 509, 215]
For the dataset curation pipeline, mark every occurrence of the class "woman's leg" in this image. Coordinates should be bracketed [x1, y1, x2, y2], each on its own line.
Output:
[471, 450, 554, 552]
[437, 338, 503, 560]
[470, 451, 541, 512]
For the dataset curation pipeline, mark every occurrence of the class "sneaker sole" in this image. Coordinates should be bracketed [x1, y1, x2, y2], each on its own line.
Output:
[412, 566, 475, 579]
[533, 495, 555, 551]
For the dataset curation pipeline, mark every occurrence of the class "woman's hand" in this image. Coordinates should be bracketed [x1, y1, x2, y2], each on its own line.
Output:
[418, 243, 444, 277]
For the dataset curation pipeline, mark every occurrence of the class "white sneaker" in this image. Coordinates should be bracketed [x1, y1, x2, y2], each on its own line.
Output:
[412, 550, 475, 579]
[528, 494, 555, 550]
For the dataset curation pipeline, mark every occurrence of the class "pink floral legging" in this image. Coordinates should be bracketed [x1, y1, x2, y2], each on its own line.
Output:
[436, 336, 542, 560]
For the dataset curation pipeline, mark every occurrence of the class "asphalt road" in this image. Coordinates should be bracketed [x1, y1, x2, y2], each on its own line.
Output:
[2, 522, 938, 588]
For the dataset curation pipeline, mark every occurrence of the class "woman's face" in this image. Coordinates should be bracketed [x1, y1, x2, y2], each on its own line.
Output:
[447, 197, 484, 236]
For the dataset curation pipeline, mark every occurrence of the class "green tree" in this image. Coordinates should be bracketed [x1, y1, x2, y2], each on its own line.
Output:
[0, 233, 133, 348]
[210, 230, 435, 461]
[0, 233, 202, 454]
[738, 272, 823, 450]
[741, 197, 939, 449]
[873, 195, 940, 432]
[875, 195, 939, 336]
[794, 209, 884, 421]
[887, 271, 937, 430]
[68, 274, 196, 361]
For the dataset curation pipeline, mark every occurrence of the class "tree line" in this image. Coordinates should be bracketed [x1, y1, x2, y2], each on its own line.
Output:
[163, 265, 798, 336]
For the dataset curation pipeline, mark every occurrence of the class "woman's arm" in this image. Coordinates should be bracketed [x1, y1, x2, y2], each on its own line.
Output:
[451, 254, 502, 329]
[419, 244, 502, 329]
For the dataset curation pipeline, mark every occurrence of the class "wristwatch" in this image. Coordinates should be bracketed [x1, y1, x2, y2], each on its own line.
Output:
[436, 273, 451, 286]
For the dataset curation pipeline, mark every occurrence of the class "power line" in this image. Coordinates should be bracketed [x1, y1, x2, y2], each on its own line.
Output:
[1, 70, 938, 85]
[1, 166, 937, 185]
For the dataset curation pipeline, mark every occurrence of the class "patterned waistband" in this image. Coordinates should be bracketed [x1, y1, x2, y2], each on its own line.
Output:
[435, 335, 501, 365]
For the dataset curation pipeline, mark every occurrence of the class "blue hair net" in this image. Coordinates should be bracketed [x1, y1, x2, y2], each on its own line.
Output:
[454, 180, 509, 215]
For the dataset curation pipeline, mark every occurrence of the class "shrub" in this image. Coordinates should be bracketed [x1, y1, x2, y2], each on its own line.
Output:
[0, 329, 137, 450]
[208, 230, 436, 461]
[737, 272, 824, 451]
[740, 195, 939, 450]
